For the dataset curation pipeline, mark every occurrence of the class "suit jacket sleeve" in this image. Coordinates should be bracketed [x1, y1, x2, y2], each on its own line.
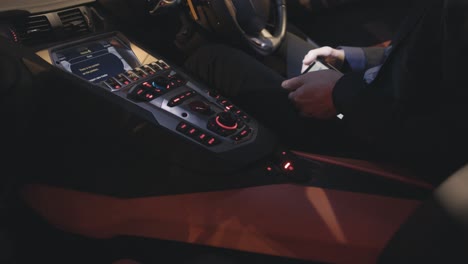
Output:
[332, 0, 468, 183]
[362, 47, 387, 69]
[339, 46, 386, 72]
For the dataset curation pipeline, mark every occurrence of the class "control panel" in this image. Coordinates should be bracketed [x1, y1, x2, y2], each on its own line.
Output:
[41, 31, 271, 157]
[94, 58, 258, 152]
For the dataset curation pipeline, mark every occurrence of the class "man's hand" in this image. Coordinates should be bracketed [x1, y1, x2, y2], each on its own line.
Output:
[302, 46, 345, 73]
[282, 69, 344, 119]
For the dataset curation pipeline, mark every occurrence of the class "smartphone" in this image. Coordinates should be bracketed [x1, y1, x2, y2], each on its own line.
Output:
[301, 59, 340, 75]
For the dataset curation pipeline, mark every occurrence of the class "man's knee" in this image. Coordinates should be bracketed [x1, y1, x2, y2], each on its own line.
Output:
[185, 44, 246, 69]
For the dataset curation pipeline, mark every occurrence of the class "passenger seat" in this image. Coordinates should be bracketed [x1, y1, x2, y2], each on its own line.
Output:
[378, 164, 468, 263]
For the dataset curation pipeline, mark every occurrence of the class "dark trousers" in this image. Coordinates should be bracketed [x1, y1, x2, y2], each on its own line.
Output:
[184, 42, 371, 159]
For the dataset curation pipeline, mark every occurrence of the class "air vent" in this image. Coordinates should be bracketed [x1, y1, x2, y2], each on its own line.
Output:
[14, 15, 53, 44]
[58, 8, 90, 36]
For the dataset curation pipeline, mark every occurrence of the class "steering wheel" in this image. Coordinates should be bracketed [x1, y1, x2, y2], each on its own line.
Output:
[196, 0, 287, 56]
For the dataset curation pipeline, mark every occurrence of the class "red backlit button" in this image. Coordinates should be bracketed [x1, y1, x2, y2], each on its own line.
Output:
[188, 128, 196, 134]
[128, 81, 161, 101]
[198, 133, 207, 141]
[176, 122, 190, 133]
[176, 122, 192, 134]
[168, 91, 197, 107]
[204, 136, 221, 146]
[225, 104, 234, 110]
[168, 96, 182, 107]
[167, 81, 176, 90]
[232, 128, 252, 141]
[187, 128, 199, 138]
[218, 99, 229, 106]
[239, 128, 251, 137]
[241, 115, 250, 122]
[282, 161, 295, 171]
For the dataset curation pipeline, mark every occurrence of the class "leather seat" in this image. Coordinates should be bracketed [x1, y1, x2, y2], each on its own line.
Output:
[378, 164, 468, 263]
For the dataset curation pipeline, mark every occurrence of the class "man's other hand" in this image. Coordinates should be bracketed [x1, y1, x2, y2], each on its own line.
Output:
[302, 46, 345, 73]
[282, 69, 344, 119]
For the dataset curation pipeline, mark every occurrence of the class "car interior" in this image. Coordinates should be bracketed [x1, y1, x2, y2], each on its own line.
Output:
[1, 0, 467, 263]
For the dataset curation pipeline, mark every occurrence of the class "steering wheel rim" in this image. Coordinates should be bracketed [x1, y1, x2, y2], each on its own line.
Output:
[209, 0, 287, 56]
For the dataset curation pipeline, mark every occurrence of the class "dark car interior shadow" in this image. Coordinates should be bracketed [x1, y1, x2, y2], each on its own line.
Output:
[287, 0, 413, 47]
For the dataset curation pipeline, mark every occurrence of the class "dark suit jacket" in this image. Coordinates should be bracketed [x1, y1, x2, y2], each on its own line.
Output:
[332, 0, 468, 182]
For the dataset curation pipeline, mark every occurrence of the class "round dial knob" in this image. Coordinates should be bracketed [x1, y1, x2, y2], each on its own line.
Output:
[151, 76, 170, 89]
[216, 112, 238, 130]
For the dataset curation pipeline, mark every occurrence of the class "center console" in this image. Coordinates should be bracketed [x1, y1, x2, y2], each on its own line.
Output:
[46, 32, 259, 153]
[32, 31, 311, 197]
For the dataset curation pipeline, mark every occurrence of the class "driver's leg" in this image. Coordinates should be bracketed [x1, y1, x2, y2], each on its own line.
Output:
[184, 44, 358, 155]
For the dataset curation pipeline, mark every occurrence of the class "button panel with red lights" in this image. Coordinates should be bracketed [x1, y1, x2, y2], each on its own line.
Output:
[101, 60, 174, 91]
[176, 122, 221, 147]
[126, 73, 188, 102]
[100, 57, 259, 149]
[47, 33, 314, 188]
[95, 56, 258, 151]
[45, 32, 313, 187]
[168, 90, 197, 107]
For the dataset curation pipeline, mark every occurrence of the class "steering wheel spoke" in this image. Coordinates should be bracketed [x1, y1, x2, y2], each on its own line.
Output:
[248, 29, 277, 53]
[148, 0, 177, 15]
[260, 28, 274, 38]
